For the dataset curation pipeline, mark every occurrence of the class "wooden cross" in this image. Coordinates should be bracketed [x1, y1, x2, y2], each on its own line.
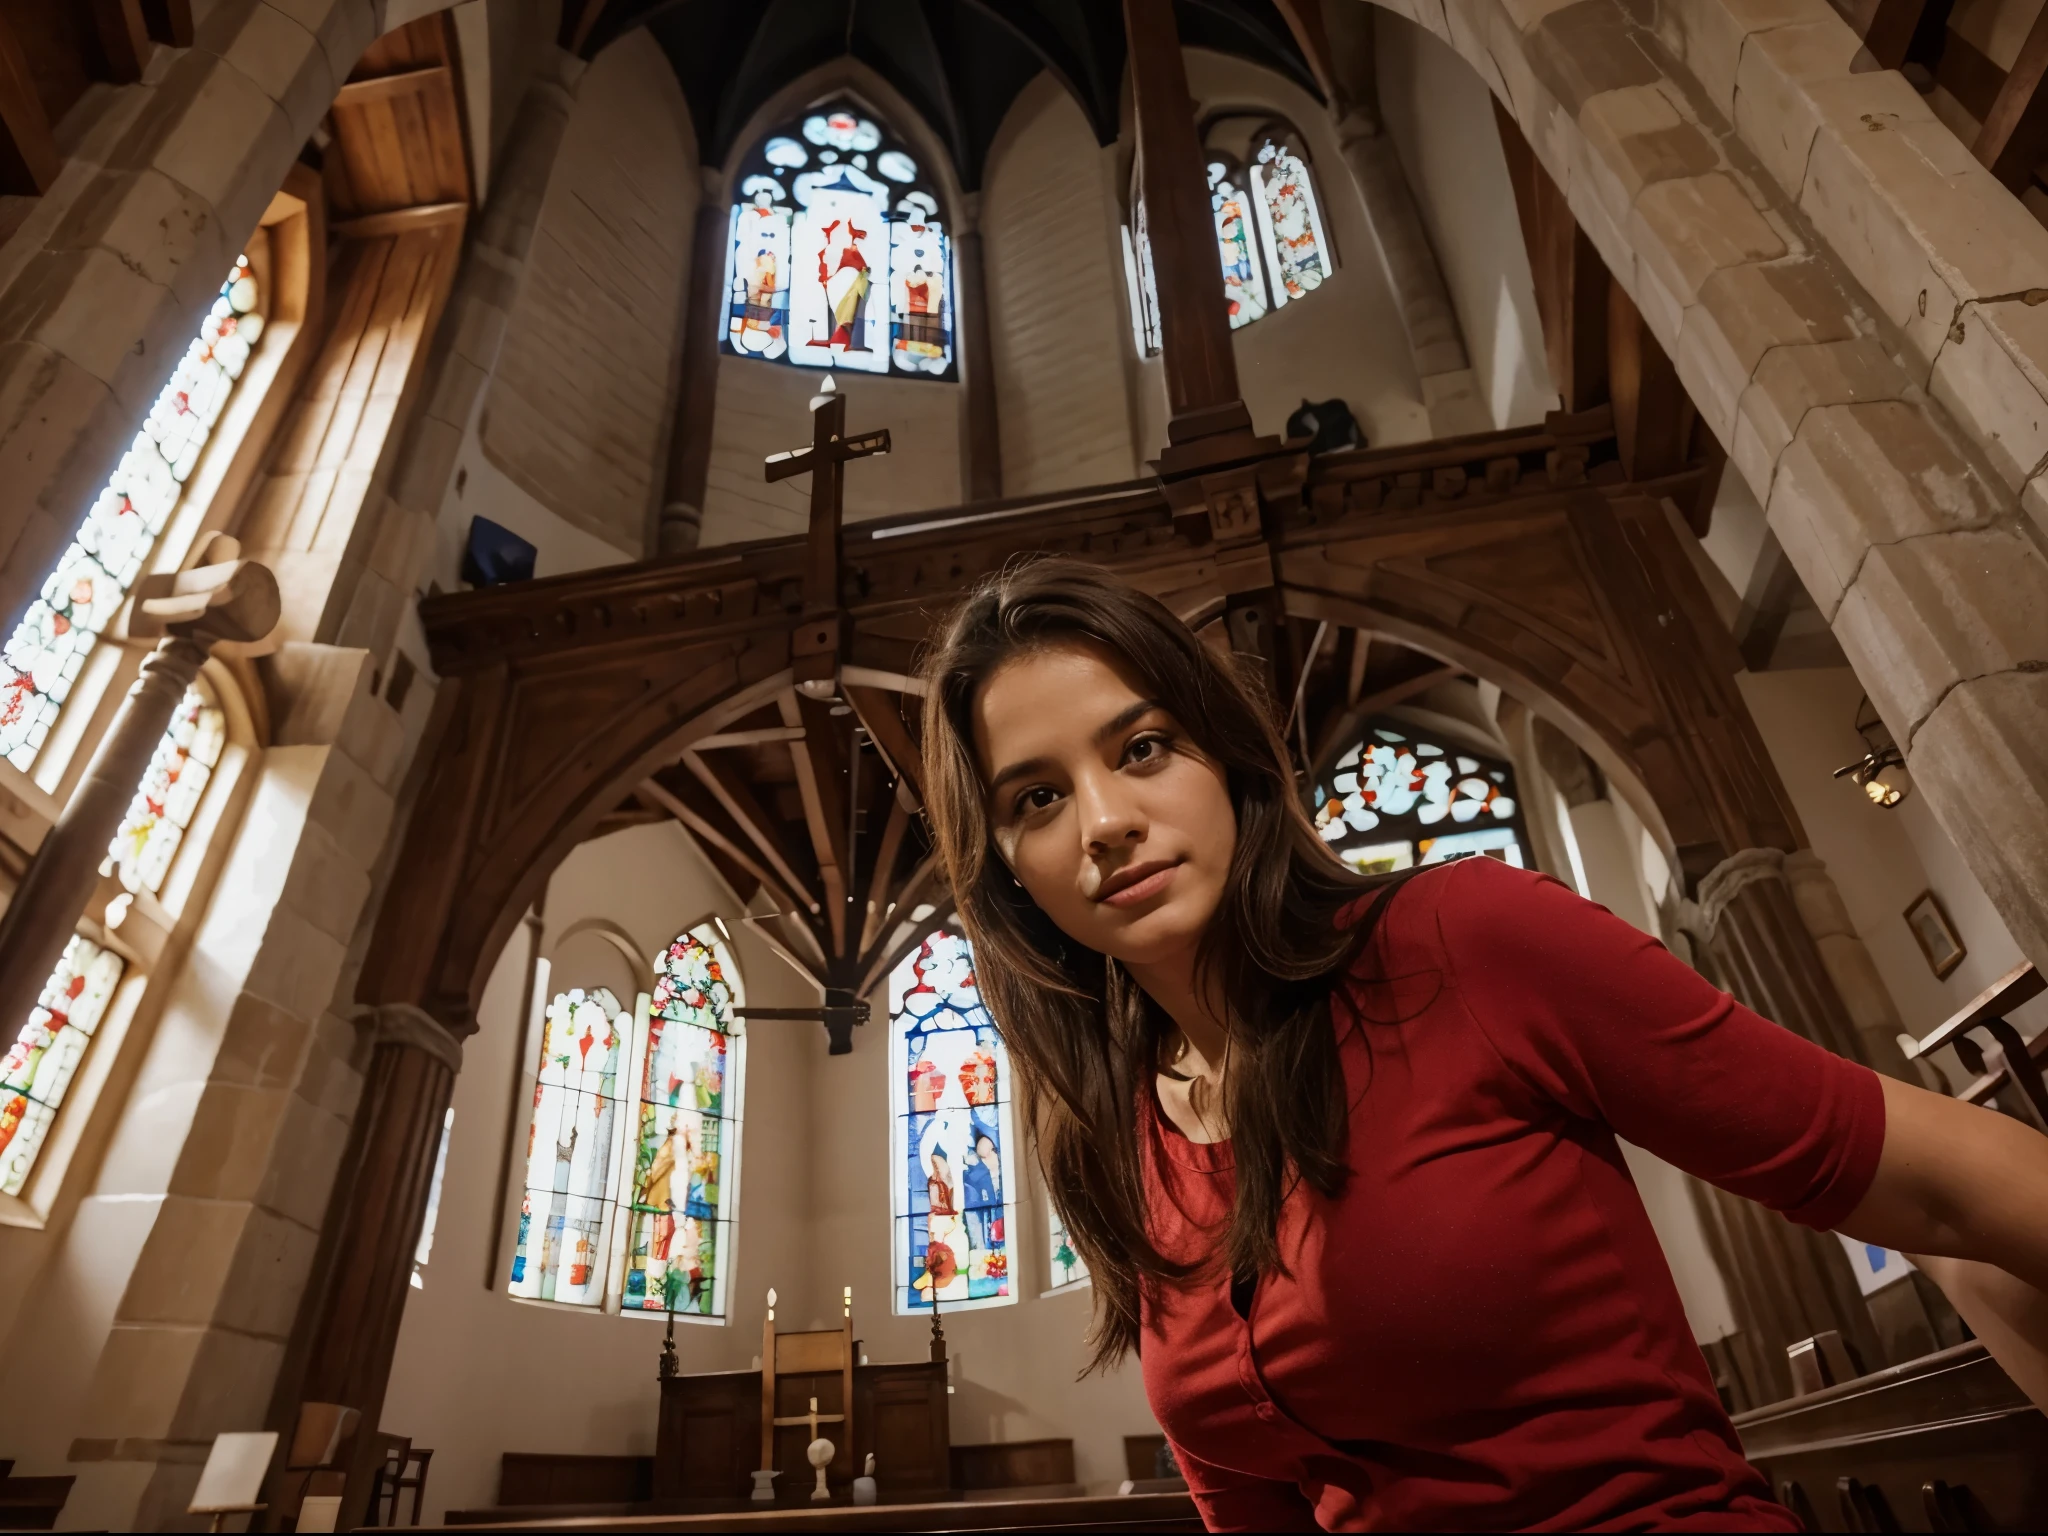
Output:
[773, 1393, 844, 1442]
[764, 375, 890, 620]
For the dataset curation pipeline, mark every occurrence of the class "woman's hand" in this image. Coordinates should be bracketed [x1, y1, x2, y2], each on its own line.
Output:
[1836, 1075, 2048, 1408]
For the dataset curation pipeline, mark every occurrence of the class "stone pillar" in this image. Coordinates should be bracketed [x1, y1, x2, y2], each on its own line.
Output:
[289, 1006, 464, 1532]
[954, 193, 1004, 503]
[1690, 847, 1895, 1404]
[1332, 112, 1489, 436]
[660, 167, 731, 555]
[0, 560, 279, 1035]
[1782, 851, 1914, 1080]
[1122, 0, 1256, 465]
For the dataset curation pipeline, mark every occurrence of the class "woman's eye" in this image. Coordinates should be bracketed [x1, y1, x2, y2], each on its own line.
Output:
[1016, 786, 1060, 815]
[1125, 733, 1170, 766]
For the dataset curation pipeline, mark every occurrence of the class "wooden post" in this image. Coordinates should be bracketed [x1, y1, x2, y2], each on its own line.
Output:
[660, 173, 732, 554]
[954, 199, 1004, 502]
[1122, 0, 1257, 467]
[1493, 101, 1608, 413]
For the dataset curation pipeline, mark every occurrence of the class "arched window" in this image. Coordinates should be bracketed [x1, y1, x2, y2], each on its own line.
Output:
[889, 928, 1017, 1314]
[506, 924, 746, 1320]
[623, 928, 744, 1319]
[724, 101, 956, 380]
[1311, 720, 1530, 874]
[0, 256, 265, 771]
[1122, 124, 1333, 356]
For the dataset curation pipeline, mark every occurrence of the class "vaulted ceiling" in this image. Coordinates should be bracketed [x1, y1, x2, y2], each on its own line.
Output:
[568, 0, 1324, 189]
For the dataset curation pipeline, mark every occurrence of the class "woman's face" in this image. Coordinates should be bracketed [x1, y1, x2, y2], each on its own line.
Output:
[973, 640, 1236, 972]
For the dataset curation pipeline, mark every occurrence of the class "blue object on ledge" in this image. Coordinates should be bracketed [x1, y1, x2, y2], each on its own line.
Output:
[461, 515, 537, 587]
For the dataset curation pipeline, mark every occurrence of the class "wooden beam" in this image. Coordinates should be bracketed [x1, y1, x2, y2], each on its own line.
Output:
[1265, 0, 1341, 101]
[781, 691, 852, 956]
[859, 793, 913, 956]
[1494, 100, 1608, 412]
[639, 774, 810, 924]
[0, 15, 58, 196]
[90, 0, 152, 83]
[1976, 0, 2048, 192]
[563, 0, 616, 54]
[1310, 656, 1462, 771]
[331, 203, 469, 240]
[1608, 280, 1692, 482]
[140, 0, 194, 47]
[678, 751, 819, 914]
[334, 64, 455, 106]
[843, 684, 923, 809]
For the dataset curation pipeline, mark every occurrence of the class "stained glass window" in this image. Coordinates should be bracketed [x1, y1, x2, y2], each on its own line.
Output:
[1310, 720, 1532, 875]
[722, 105, 956, 381]
[1251, 141, 1331, 307]
[889, 928, 1018, 1314]
[1122, 133, 1331, 353]
[1048, 1204, 1088, 1292]
[509, 986, 633, 1307]
[103, 684, 226, 895]
[1209, 161, 1269, 330]
[0, 934, 127, 1196]
[0, 257, 265, 770]
[623, 928, 744, 1318]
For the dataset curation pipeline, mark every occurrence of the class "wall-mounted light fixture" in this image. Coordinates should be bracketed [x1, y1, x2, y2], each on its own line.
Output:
[1832, 696, 1910, 808]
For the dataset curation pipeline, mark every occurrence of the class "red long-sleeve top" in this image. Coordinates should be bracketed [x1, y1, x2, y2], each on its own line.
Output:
[1140, 858, 1884, 1532]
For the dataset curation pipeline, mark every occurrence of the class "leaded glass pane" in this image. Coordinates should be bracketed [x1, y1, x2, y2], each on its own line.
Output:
[1048, 1203, 1088, 1291]
[0, 935, 127, 1195]
[1310, 719, 1531, 875]
[1209, 161, 1269, 330]
[890, 929, 1018, 1314]
[722, 104, 956, 382]
[623, 930, 744, 1318]
[508, 987, 629, 1307]
[0, 258, 264, 770]
[1252, 143, 1332, 307]
[103, 684, 226, 895]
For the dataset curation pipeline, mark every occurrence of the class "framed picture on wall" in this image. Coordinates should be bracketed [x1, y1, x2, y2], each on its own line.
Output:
[1904, 891, 1966, 979]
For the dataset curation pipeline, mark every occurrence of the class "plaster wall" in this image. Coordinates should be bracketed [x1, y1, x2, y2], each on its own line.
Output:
[982, 76, 1145, 496]
[1373, 14, 1556, 430]
[478, 29, 696, 558]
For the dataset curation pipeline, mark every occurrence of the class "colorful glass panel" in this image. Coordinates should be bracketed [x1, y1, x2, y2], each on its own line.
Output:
[0, 934, 127, 1195]
[0, 258, 264, 770]
[890, 929, 1018, 1314]
[509, 987, 630, 1307]
[1209, 162, 1269, 330]
[1252, 143, 1332, 306]
[1310, 721, 1532, 876]
[1048, 1204, 1088, 1291]
[624, 930, 743, 1318]
[104, 685, 226, 895]
[722, 105, 956, 381]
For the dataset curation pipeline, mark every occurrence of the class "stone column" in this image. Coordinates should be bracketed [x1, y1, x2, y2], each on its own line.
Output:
[290, 1006, 464, 1532]
[659, 167, 731, 555]
[1332, 112, 1489, 436]
[0, 559, 279, 1034]
[1782, 851, 1915, 1080]
[1122, 0, 1256, 466]
[954, 192, 1004, 503]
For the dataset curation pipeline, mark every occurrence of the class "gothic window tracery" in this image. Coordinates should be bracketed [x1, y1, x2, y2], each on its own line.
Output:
[889, 927, 1018, 1314]
[723, 104, 956, 381]
[1311, 720, 1532, 875]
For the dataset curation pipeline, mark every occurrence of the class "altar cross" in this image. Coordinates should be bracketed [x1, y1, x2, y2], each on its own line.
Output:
[773, 1393, 844, 1444]
[764, 375, 891, 617]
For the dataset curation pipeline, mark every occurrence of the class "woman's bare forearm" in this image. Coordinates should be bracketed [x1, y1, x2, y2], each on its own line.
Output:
[1912, 1254, 2048, 1411]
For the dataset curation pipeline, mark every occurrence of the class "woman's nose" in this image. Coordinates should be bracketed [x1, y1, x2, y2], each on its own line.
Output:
[1075, 766, 1144, 849]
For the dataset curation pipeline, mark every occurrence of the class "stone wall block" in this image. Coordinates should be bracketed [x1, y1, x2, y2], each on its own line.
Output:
[1678, 258, 1858, 444]
[50, 168, 229, 319]
[115, 1195, 254, 1327]
[241, 904, 350, 1023]
[277, 817, 375, 943]
[78, 1322, 211, 1441]
[1629, 171, 1787, 308]
[211, 1203, 320, 1340]
[1632, 248, 1687, 353]
[254, 1093, 354, 1230]
[1527, 0, 1663, 116]
[147, 58, 294, 242]
[0, 248, 169, 412]
[2025, 471, 2048, 543]
[221, 3, 335, 142]
[1767, 400, 2004, 613]
[332, 568, 405, 658]
[1931, 298, 2048, 494]
[365, 499, 428, 589]
[267, 646, 376, 748]
[303, 739, 397, 859]
[1730, 336, 1907, 494]
[95, 1080, 205, 1198]
[167, 1081, 292, 1204]
[1578, 84, 1724, 231]
[387, 410, 465, 516]
[443, 294, 510, 381]
[1906, 668, 2048, 968]
[162, 1324, 286, 1442]
[336, 669, 408, 786]
[1656, 0, 1840, 118]
[1731, 18, 1861, 198]
[0, 344, 113, 540]
[211, 990, 314, 1090]
[1834, 529, 2048, 734]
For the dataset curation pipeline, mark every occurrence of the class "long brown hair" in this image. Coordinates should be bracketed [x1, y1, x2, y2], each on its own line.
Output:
[919, 558, 1406, 1367]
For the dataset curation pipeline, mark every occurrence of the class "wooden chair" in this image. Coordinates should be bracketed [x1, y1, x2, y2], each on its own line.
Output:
[370, 1437, 432, 1526]
[1902, 962, 2047, 1126]
[272, 1402, 357, 1530]
[759, 1287, 855, 1483]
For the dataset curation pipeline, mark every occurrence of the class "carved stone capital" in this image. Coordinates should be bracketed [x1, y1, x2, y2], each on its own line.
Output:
[1695, 846, 1787, 939]
[352, 1003, 465, 1074]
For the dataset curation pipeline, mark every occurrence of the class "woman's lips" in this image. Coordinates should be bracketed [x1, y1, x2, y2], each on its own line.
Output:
[1097, 861, 1179, 907]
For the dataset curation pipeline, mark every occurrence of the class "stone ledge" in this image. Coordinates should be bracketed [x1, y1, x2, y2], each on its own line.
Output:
[1931, 298, 2048, 495]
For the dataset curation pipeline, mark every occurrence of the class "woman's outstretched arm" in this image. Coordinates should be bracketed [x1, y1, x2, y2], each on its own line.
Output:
[1837, 1075, 2048, 1408]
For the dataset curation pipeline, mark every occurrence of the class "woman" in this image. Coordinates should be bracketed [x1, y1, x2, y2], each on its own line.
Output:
[919, 559, 2048, 1532]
